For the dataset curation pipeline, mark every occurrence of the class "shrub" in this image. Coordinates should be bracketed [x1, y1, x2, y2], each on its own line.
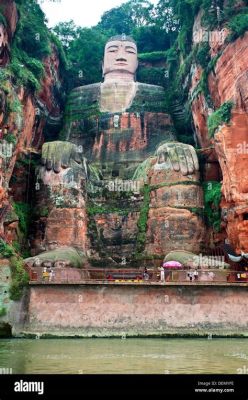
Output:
[203, 181, 222, 232]
[0, 240, 15, 258]
[136, 184, 150, 253]
[138, 51, 167, 62]
[207, 101, 233, 137]
[195, 43, 211, 69]
[137, 67, 167, 87]
[4, 133, 17, 145]
[13, 202, 31, 237]
[227, 13, 248, 42]
[9, 257, 29, 301]
[0, 307, 7, 317]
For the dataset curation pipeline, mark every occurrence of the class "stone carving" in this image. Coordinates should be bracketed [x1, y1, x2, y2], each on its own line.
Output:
[29, 35, 205, 266]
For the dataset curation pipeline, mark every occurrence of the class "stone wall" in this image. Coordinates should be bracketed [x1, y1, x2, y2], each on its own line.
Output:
[18, 284, 248, 337]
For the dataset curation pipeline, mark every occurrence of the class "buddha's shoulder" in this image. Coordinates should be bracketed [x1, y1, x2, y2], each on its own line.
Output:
[136, 82, 165, 96]
[68, 83, 101, 103]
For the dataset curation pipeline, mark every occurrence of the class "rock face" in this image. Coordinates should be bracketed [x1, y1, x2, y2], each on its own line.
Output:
[215, 112, 248, 253]
[2, 1, 248, 268]
[0, 0, 17, 67]
[190, 11, 248, 253]
[0, 1, 64, 245]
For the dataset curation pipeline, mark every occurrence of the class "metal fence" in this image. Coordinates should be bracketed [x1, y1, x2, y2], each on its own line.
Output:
[28, 267, 248, 284]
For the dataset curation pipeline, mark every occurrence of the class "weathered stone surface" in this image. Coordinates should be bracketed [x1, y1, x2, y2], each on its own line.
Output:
[36, 209, 88, 254]
[190, 13, 248, 251]
[145, 207, 205, 255]
[20, 285, 248, 336]
[215, 112, 248, 253]
[25, 247, 86, 268]
[0, 31, 64, 245]
[211, 32, 248, 110]
[91, 212, 140, 259]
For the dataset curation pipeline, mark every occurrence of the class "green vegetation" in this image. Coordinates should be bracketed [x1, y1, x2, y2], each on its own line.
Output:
[87, 203, 130, 216]
[227, 13, 248, 42]
[0, 239, 28, 301]
[0, 12, 7, 28]
[207, 101, 233, 138]
[13, 202, 31, 237]
[138, 51, 167, 62]
[4, 133, 17, 145]
[9, 257, 29, 301]
[136, 184, 150, 254]
[0, 240, 15, 258]
[39, 207, 49, 217]
[195, 43, 211, 69]
[0, 307, 7, 317]
[203, 181, 222, 232]
[137, 67, 167, 86]
[7, 0, 52, 92]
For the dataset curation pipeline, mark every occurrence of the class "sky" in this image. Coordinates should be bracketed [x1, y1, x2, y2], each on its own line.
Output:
[39, 0, 159, 28]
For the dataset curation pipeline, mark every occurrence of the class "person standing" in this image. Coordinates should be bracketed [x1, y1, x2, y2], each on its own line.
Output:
[158, 266, 165, 282]
[193, 269, 199, 281]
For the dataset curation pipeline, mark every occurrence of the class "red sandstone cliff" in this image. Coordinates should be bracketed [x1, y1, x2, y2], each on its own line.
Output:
[0, 1, 63, 244]
[189, 8, 248, 253]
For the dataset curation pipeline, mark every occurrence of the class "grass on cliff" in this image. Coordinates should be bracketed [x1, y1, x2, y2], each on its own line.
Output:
[0, 240, 15, 258]
[0, 307, 7, 318]
[136, 184, 150, 254]
[9, 257, 29, 301]
[227, 12, 248, 42]
[13, 202, 31, 237]
[207, 101, 233, 138]
[0, 240, 29, 302]
[203, 181, 222, 232]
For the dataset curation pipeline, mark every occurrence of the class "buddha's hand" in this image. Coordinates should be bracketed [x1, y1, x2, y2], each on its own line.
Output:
[41, 141, 88, 174]
[155, 142, 199, 176]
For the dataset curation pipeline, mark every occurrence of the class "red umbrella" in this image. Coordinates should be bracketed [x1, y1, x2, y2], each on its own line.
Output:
[163, 261, 182, 269]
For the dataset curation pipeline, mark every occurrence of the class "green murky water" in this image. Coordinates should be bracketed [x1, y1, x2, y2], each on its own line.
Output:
[0, 338, 247, 374]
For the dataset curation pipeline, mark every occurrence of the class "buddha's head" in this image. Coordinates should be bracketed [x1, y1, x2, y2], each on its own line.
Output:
[102, 34, 138, 80]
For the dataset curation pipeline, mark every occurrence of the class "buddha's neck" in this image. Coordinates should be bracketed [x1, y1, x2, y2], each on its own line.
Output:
[103, 72, 135, 83]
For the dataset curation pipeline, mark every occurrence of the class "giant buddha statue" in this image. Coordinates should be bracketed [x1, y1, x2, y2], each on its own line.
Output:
[29, 35, 205, 267]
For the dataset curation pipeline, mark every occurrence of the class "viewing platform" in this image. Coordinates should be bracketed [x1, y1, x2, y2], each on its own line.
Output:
[28, 267, 248, 287]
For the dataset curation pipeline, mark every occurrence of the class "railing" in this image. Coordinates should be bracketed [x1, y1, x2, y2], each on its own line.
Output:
[28, 267, 248, 284]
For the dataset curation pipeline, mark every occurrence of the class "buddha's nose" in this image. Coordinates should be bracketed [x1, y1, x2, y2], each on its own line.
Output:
[116, 48, 127, 61]
[116, 56, 127, 62]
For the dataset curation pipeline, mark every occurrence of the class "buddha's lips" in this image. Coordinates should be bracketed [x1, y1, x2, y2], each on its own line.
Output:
[115, 62, 128, 66]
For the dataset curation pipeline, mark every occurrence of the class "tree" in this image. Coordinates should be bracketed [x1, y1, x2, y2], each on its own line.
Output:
[97, 0, 155, 35]
[52, 20, 80, 49]
[133, 25, 171, 52]
[64, 27, 108, 90]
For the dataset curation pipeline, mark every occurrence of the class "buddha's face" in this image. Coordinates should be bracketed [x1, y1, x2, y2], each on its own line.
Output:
[103, 40, 138, 77]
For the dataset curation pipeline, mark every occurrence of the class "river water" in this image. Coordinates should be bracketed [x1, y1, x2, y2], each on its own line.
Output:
[0, 338, 247, 374]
